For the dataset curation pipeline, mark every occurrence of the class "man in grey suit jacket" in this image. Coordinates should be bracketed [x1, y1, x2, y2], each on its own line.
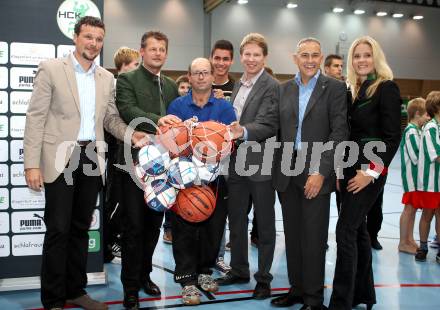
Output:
[271, 38, 349, 310]
[24, 17, 145, 310]
[216, 33, 279, 300]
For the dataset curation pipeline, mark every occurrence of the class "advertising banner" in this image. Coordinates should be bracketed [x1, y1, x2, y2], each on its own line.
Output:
[0, 0, 105, 289]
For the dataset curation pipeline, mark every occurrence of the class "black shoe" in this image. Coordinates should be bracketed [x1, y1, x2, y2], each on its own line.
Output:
[123, 293, 139, 309]
[371, 239, 383, 250]
[299, 304, 328, 310]
[215, 272, 250, 286]
[143, 278, 161, 296]
[104, 246, 115, 263]
[415, 248, 428, 262]
[252, 282, 271, 300]
[270, 291, 303, 307]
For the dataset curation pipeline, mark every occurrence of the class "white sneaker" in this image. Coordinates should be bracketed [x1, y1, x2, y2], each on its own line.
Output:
[429, 235, 439, 249]
[198, 274, 219, 293]
[215, 257, 231, 273]
[182, 285, 201, 305]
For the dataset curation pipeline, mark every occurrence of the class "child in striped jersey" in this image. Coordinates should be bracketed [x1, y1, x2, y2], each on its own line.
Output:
[414, 91, 440, 263]
[399, 98, 430, 254]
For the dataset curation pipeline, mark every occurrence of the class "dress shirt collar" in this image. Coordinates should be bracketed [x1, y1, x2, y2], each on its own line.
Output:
[240, 68, 265, 87]
[142, 63, 161, 78]
[71, 52, 96, 75]
[294, 69, 321, 87]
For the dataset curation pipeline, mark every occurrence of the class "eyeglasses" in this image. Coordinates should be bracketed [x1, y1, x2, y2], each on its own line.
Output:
[191, 70, 211, 78]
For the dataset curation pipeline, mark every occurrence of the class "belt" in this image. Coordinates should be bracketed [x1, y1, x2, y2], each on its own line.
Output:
[77, 140, 93, 147]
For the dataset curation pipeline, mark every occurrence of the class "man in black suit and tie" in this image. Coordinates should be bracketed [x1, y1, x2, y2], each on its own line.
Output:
[216, 33, 279, 300]
[271, 38, 349, 310]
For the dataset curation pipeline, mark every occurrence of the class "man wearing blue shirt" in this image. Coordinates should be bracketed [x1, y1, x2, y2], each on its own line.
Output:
[272, 38, 348, 310]
[166, 58, 235, 306]
[167, 63, 236, 125]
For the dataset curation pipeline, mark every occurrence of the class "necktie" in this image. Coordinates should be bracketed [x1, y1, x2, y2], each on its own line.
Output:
[157, 77, 166, 116]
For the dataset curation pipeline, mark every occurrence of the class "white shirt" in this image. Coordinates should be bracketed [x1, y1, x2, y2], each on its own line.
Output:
[71, 53, 96, 141]
[233, 68, 265, 121]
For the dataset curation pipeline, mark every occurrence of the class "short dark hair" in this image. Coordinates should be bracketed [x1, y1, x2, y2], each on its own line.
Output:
[141, 31, 169, 51]
[324, 54, 343, 67]
[211, 40, 234, 59]
[74, 16, 105, 36]
[426, 91, 440, 118]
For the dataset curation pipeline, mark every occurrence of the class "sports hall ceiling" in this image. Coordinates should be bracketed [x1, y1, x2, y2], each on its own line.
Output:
[203, 0, 440, 13]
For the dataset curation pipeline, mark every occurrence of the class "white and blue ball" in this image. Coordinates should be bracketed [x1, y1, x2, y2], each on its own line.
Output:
[138, 144, 170, 176]
[144, 173, 167, 187]
[144, 178, 177, 212]
[192, 156, 220, 185]
[167, 157, 197, 189]
[133, 163, 148, 188]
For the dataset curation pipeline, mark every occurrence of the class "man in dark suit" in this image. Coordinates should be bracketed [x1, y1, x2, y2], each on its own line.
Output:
[115, 31, 179, 309]
[271, 38, 349, 310]
[215, 33, 279, 300]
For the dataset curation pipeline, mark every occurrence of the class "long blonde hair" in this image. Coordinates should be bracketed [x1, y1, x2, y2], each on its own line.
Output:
[347, 36, 393, 100]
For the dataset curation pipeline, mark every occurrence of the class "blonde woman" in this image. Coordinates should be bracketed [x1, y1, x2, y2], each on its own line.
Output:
[329, 36, 401, 310]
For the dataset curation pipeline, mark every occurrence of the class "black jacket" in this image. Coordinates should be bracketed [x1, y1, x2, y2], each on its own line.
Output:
[349, 79, 401, 170]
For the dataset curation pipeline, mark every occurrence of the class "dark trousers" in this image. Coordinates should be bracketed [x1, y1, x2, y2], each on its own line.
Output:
[329, 170, 386, 310]
[120, 172, 164, 294]
[278, 178, 330, 306]
[227, 171, 276, 283]
[247, 198, 258, 239]
[41, 147, 101, 309]
[172, 177, 228, 286]
[336, 190, 342, 214]
[103, 142, 122, 261]
[366, 189, 384, 241]
[163, 210, 172, 230]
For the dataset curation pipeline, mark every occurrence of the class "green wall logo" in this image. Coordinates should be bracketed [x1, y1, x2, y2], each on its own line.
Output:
[0, 196, 4, 204]
[88, 230, 100, 252]
[57, 0, 101, 39]
[0, 124, 4, 132]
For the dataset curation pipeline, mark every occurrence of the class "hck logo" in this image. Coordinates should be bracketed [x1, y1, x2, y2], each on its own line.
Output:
[57, 0, 101, 39]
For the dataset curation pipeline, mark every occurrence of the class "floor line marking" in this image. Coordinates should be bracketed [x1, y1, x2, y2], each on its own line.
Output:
[27, 284, 440, 310]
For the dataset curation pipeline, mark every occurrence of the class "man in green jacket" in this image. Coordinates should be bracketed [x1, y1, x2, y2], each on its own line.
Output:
[115, 31, 179, 309]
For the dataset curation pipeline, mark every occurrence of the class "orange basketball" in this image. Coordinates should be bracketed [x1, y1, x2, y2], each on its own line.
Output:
[190, 121, 232, 164]
[175, 186, 216, 223]
[156, 122, 191, 158]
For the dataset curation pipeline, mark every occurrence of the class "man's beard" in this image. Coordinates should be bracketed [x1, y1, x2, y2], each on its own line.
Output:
[82, 51, 98, 62]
